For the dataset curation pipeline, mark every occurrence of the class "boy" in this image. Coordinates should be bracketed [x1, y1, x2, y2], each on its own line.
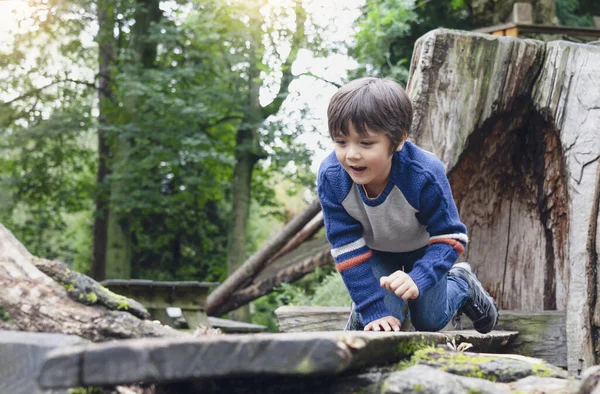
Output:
[318, 77, 498, 333]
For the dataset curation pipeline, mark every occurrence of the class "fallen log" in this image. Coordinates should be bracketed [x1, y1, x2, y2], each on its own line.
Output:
[274, 306, 567, 368]
[206, 199, 322, 317]
[0, 223, 182, 341]
[33, 258, 150, 320]
[217, 237, 333, 314]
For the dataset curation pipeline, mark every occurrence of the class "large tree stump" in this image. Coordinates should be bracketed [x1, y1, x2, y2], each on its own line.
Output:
[406, 29, 600, 372]
[0, 223, 182, 341]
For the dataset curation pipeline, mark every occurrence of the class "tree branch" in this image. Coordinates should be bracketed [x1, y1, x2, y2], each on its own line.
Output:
[298, 71, 342, 88]
[1, 78, 99, 107]
[261, 0, 307, 119]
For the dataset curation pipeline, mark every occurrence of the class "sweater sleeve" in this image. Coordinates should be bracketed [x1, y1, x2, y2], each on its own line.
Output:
[318, 172, 390, 324]
[407, 159, 468, 297]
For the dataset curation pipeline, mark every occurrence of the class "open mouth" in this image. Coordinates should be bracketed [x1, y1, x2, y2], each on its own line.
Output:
[349, 165, 366, 174]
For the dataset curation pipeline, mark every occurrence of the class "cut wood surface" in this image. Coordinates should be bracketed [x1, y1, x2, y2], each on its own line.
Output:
[38, 331, 452, 389]
[0, 223, 182, 341]
[275, 306, 566, 367]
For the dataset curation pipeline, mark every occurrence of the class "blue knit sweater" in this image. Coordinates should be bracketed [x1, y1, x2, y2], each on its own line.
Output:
[317, 141, 468, 324]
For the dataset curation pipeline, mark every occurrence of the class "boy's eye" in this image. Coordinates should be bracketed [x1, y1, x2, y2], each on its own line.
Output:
[361, 141, 374, 146]
[334, 140, 347, 146]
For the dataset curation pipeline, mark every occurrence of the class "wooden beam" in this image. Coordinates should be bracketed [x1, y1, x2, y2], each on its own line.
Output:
[505, 27, 519, 37]
[274, 306, 567, 368]
[205, 200, 322, 316]
[218, 238, 333, 314]
[475, 23, 600, 38]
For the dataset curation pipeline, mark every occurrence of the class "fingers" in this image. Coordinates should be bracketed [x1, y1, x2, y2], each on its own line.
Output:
[364, 316, 402, 332]
[380, 270, 419, 300]
[394, 283, 420, 300]
[380, 270, 406, 291]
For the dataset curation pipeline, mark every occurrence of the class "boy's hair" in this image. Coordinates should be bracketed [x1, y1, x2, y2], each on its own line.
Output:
[327, 77, 413, 152]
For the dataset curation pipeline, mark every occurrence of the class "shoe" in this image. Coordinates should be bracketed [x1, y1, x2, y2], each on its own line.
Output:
[449, 262, 498, 334]
[344, 302, 364, 331]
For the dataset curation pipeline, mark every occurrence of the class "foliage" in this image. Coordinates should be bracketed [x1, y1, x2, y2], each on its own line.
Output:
[0, 0, 321, 283]
[351, 0, 417, 83]
[556, 0, 600, 27]
[0, 0, 97, 264]
[351, 0, 473, 85]
[0, 306, 11, 322]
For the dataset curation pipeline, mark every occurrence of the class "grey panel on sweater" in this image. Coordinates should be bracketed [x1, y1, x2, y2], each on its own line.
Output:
[341, 185, 429, 253]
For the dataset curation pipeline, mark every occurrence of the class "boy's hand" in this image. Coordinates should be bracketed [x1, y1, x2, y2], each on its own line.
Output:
[364, 316, 401, 332]
[380, 270, 420, 301]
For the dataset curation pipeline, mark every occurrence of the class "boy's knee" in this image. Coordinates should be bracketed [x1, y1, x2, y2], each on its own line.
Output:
[411, 314, 448, 332]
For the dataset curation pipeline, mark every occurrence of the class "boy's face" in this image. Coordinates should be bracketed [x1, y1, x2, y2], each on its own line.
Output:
[333, 123, 394, 197]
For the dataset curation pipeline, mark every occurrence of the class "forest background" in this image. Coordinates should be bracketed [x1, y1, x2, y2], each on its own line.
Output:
[0, 0, 598, 330]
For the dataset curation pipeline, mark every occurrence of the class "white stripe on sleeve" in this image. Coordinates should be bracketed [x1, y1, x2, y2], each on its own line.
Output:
[429, 233, 469, 244]
[331, 238, 367, 258]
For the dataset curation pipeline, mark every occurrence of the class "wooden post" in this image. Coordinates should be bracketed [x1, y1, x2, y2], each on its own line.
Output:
[511, 3, 533, 24]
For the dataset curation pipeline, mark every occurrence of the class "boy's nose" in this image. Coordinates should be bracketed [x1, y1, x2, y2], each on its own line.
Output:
[346, 146, 361, 160]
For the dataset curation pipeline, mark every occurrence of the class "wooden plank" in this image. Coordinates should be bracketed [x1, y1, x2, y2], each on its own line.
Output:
[207, 317, 267, 333]
[474, 22, 517, 34]
[100, 280, 217, 309]
[475, 22, 600, 38]
[38, 331, 453, 389]
[497, 311, 567, 368]
[505, 27, 519, 37]
[274, 306, 566, 368]
[275, 306, 350, 332]
[0, 330, 86, 394]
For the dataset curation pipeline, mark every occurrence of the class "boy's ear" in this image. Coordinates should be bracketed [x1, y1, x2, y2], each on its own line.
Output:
[396, 133, 408, 152]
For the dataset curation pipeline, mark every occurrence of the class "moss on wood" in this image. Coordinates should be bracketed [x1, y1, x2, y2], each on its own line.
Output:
[397, 347, 567, 383]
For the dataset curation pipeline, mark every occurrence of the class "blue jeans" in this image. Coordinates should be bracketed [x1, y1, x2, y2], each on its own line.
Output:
[347, 247, 469, 332]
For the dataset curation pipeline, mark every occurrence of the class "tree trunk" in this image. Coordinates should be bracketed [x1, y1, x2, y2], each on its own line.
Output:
[406, 28, 600, 373]
[105, 0, 162, 280]
[227, 128, 261, 322]
[91, 0, 115, 281]
[0, 223, 181, 341]
[224, 1, 307, 321]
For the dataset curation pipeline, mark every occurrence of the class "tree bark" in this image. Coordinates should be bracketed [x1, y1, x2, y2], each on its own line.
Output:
[0, 224, 181, 341]
[406, 28, 600, 373]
